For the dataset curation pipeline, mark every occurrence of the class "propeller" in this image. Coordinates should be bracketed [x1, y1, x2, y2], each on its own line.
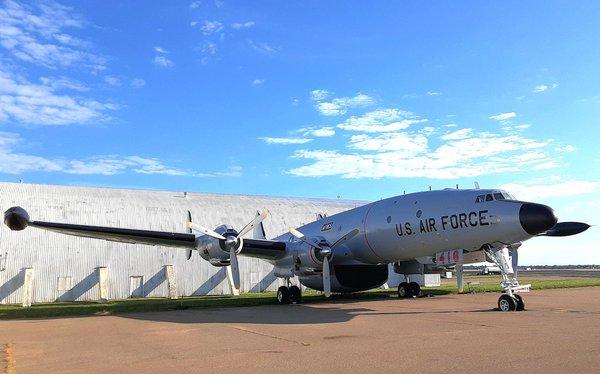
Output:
[187, 211, 269, 291]
[288, 226, 360, 297]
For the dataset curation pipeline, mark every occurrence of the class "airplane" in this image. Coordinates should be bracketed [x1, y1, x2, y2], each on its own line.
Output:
[3, 187, 591, 311]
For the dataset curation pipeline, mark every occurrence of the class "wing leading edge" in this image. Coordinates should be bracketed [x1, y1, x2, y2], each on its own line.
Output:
[4, 206, 286, 260]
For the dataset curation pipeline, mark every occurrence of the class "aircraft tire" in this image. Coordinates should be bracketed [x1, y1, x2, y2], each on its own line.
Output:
[398, 282, 413, 298]
[277, 286, 291, 304]
[289, 285, 302, 303]
[498, 294, 517, 311]
[514, 294, 525, 311]
[409, 282, 421, 297]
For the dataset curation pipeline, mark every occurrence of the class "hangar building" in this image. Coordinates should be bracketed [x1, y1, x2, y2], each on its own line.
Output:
[0, 182, 365, 305]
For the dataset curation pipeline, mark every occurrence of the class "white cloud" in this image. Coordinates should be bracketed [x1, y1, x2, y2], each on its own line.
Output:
[310, 89, 329, 101]
[248, 40, 276, 55]
[154, 46, 169, 54]
[0, 0, 105, 70]
[104, 75, 121, 86]
[130, 78, 146, 88]
[252, 78, 265, 85]
[337, 108, 425, 132]
[300, 127, 335, 138]
[286, 110, 558, 179]
[202, 41, 217, 55]
[555, 144, 576, 153]
[489, 112, 516, 121]
[499, 180, 598, 201]
[0, 131, 196, 176]
[153, 55, 174, 68]
[349, 133, 428, 155]
[440, 128, 473, 141]
[313, 92, 375, 116]
[533, 83, 558, 93]
[0, 68, 115, 125]
[0, 132, 62, 174]
[200, 21, 223, 35]
[189, 1, 201, 9]
[231, 21, 255, 29]
[39, 76, 88, 91]
[260, 137, 313, 145]
[427, 91, 442, 96]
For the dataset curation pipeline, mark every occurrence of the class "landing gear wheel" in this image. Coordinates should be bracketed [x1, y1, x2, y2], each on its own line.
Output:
[289, 285, 302, 303]
[409, 282, 421, 297]
[498, 294, 517, 311]
[398, 282, 414, 298]
[514, 294, 525, 311]
[277, 286, 291, 304]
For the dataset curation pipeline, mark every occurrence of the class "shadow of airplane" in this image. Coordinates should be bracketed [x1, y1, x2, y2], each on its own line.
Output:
[117, 298, 497, 326]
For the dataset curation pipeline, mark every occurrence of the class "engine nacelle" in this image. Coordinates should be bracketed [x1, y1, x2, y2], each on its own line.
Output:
[290, 240, 331, 276]
[196, 224, 240, 266]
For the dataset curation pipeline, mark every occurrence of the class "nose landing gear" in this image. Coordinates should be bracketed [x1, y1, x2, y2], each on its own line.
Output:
[484, 244, 529, 312]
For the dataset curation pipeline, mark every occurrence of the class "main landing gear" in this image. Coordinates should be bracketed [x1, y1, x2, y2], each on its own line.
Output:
[484, 244, 529, 312]
[398, 281, 421, 298]
[277, 281, 302, 304]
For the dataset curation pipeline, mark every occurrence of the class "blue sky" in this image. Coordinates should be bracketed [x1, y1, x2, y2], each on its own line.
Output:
[0, 0, 598, 264]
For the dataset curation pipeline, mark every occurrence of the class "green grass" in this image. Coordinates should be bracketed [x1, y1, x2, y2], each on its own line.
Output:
[1, 278, 599, 320]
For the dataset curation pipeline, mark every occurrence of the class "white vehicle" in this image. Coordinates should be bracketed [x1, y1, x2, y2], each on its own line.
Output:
[4, 188, 590, 311]
[479, 265, 502, 275]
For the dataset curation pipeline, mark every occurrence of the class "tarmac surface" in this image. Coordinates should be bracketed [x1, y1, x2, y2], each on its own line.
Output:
[2, 287, 600, 373]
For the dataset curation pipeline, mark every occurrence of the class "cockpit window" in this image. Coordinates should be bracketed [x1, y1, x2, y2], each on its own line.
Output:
[485, 194, 494, 201]
[475, 195, 485, 203]
[493, 193, 505, 200]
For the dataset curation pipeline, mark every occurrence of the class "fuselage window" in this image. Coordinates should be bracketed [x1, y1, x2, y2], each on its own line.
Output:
[493, 193, 505, 200]
[485, 194, 494, 201]
[476, 195, 485, 203]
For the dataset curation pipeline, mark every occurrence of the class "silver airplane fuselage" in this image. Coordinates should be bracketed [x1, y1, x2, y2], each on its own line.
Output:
[277, 188, 555, 267]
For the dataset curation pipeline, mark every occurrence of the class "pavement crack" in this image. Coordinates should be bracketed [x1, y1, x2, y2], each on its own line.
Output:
[229, 326, 310, 346]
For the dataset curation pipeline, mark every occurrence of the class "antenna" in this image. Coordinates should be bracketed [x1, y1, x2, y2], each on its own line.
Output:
[474, 181, 480, 189]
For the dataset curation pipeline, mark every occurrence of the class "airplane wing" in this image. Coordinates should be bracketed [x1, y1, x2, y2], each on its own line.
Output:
[3, 206, 286, 260]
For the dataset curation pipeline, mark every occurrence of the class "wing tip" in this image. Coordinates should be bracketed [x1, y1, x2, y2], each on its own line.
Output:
[4, 206, 30, 231]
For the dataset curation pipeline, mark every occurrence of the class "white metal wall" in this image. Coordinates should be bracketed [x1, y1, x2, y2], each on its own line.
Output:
[0, 183, 362, 304]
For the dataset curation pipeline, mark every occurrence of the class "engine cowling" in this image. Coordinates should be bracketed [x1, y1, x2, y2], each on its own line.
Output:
[196, 224, 241, 266]
[292, 240, 330, 275]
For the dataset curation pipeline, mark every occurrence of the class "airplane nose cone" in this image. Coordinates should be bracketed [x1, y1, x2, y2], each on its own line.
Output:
[519, 203, 558, 235]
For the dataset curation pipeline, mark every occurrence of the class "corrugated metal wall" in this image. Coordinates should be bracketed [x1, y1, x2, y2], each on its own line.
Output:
[0, 183, 362, 304]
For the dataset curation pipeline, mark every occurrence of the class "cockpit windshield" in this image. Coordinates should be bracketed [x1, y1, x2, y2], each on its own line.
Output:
[476, 191, 516, 203]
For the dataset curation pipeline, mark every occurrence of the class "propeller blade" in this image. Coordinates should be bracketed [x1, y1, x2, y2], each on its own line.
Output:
[229, 248, 241, 290]
[288, 227, 305, 239]
[186, 210, 193, 260]
[323, 256, 331, 297]
[187, 222, 226, 240]
[237, 211, 269, 238]
[331, 228, 360, 249]
[226, 266, 240, 296]
[288, 227, 323, 248]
